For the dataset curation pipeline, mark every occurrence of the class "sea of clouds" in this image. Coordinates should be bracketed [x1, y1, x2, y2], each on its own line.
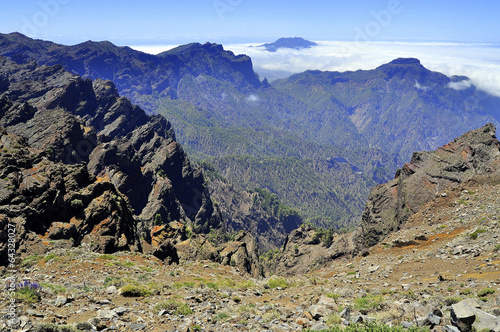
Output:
[132, 41, 500, 97]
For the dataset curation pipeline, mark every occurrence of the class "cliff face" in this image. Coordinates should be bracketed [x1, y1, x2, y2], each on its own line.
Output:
[354, 123, 500, 251]
[0, 128, 141, 265]
[0, 56, 219, 231]
[0, 56, 228, 264]
[265, 124, 500, 275]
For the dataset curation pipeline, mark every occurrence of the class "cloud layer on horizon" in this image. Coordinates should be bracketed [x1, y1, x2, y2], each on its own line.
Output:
[227, 41, 500, 97]
[132, 41, 500, 97]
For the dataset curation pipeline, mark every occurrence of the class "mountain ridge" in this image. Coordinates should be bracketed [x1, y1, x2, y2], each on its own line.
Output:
[1, 32, 499, 231]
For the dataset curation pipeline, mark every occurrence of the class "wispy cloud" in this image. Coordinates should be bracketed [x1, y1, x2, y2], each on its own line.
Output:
[414, 80, 430, 91]
[446, 79, 473, 90]
[246, 94, 260, 103]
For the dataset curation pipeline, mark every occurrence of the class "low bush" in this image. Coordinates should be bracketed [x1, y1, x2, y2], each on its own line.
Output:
[120, 284, 152, 297]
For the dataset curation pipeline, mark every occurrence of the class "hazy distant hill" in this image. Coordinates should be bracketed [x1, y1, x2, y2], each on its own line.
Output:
[272, 58, 500, 160]
[258, 37, 318, 52]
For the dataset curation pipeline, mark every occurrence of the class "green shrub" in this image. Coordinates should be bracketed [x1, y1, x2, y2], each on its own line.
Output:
[354, 294, 384, 314]
[14, 287, 41, 303]
[154, 299, 192, 315]
[477, 288, 495, 297]
[444, 297, 462, 306]
[120, 284, 152, 297]
[176, 304, 194, 315]
[154, 213, 163, 225]
[268, 277, 292, 289]
[469, 228, 487, 239]
[459, 288, 472, 295]
[70, 199, 84, 210]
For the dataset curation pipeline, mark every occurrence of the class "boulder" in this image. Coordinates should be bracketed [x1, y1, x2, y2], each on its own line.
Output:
[451, 300, 476, 332]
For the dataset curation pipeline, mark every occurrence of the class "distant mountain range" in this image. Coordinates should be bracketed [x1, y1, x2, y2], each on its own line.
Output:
[258, 37, 318, 52]
[1, 32, 499, 232]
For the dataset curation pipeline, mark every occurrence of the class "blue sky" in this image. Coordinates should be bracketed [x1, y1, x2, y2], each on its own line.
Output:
[1, 0, 499, 45]
[1, 0, 500, 96]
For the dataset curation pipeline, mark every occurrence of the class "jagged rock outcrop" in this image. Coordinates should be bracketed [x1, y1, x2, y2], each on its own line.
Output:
[354, 123, 500, 252]
[262, 224, 354, 276]
[0, 128, 140, 264]
[0, 56, 219, 231]
[175, 231, 263, 278]
[0, 55, 224, 264]
[263, 124, 500, 275]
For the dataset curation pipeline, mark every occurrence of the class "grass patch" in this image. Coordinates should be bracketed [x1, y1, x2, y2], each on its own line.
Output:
[99, 254, 117, 260]
[20, 255, 43, 268]
[173, 281, 195, 289]
[154, 299, 193, 315]
[326, 313, 342, 325]
[43, 253, 62, 263]
[41, 283, 66, 294]
[354, 294, 384, 314]
[236, 280, 255, 290]
[267, 277, 293, 289]
[214, 312, 230, 321]
[206, 282, 219, 290]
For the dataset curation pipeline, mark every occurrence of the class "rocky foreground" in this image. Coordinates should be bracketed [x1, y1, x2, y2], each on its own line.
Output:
[2, 175, 499, 331]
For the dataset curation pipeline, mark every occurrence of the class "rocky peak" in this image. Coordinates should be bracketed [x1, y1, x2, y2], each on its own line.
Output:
[354, 123, 500, 252]
[0, 55, 223, 263]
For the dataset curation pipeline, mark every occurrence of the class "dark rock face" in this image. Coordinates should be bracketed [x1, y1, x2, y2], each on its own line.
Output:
[354, 123, 500, 251]
[0, 129, 140, 264]
[0, 56, 221, 263]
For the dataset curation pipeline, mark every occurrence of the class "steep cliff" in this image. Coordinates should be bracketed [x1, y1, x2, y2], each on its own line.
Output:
[354, 123, 500, 251]
[0, 56, 233, 266]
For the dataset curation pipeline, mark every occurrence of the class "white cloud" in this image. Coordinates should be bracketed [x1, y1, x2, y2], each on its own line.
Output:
[246, 94, 260, 102]
[131, 41, 500, 97]
[446, 80, 473, 90]
[225, 41, 500, 97]
[414, 80, 430, 91]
